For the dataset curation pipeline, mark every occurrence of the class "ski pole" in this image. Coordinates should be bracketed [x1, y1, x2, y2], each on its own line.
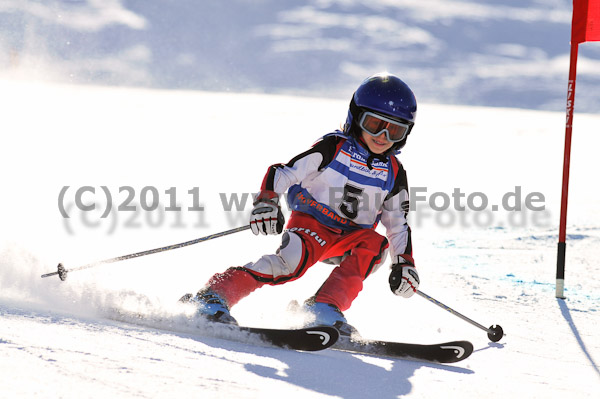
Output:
[41, 225, 251, 281]
[416, 290, 504, 342]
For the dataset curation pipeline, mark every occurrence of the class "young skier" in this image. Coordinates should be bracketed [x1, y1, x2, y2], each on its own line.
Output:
[182, 72, 419, 335]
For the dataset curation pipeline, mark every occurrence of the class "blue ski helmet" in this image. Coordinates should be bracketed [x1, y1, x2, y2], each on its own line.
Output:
[345, 73, 417, 153]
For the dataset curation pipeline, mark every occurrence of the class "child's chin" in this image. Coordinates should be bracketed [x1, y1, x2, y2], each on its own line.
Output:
[369, 145, 389, 154]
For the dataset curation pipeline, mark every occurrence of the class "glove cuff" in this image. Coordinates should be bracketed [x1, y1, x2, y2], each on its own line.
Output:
[391, 254, 415, 267]
[254, 190, 280, 205]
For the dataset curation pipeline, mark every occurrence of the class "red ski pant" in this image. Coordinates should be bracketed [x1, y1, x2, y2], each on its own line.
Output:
[206, 211, 389, 311]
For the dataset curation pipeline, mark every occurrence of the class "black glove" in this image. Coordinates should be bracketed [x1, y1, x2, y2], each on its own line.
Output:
[250, 190, 285, 235]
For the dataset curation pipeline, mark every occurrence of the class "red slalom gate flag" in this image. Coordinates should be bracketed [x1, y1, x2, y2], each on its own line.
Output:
[557, 0, 600, 299]
[572, 0, 600, 43]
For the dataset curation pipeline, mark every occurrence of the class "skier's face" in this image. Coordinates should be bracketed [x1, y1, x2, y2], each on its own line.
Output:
[361, 130, 394, 154]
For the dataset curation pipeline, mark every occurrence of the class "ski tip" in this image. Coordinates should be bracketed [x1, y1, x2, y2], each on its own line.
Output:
[301, 325, 340, 349]
[238, 325, 341, 351]
[439, 340, 474, 362]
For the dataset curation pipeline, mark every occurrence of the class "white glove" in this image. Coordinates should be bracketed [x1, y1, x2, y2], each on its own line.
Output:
[389, 260, 419, 298]
[250, 190, 285, 235]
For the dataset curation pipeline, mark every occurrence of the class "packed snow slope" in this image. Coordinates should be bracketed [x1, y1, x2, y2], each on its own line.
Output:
[1, 80, 599, 398]
[1, 0, 600, 111]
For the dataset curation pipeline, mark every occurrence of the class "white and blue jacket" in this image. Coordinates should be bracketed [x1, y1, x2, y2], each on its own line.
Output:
[259, 132, 413, 262]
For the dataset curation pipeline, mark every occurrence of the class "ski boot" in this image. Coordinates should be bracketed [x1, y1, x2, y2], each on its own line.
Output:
[302, 297, 359, 337]
[179, 289, 238, 325]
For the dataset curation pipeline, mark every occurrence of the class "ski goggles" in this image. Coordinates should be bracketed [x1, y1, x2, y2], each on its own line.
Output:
[358, 111, 411, 143]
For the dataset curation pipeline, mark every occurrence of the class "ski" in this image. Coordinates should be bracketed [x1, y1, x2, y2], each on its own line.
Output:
[105, 307, 339, 352]
[333, 336, 473, 363]
[225, 324, 340, 352]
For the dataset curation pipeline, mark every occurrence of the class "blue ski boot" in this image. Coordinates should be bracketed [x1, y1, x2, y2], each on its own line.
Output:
[179, 289, 238, 325]
[302, 298, 359, 337]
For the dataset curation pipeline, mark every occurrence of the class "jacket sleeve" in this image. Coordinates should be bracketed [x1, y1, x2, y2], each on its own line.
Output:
[259, 135, 342, 194]
[379, 159, 414, 265]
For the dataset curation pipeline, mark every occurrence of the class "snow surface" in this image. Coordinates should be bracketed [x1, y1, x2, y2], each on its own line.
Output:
[1, 79, 599, 398]
[1, 0, 600, 111]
